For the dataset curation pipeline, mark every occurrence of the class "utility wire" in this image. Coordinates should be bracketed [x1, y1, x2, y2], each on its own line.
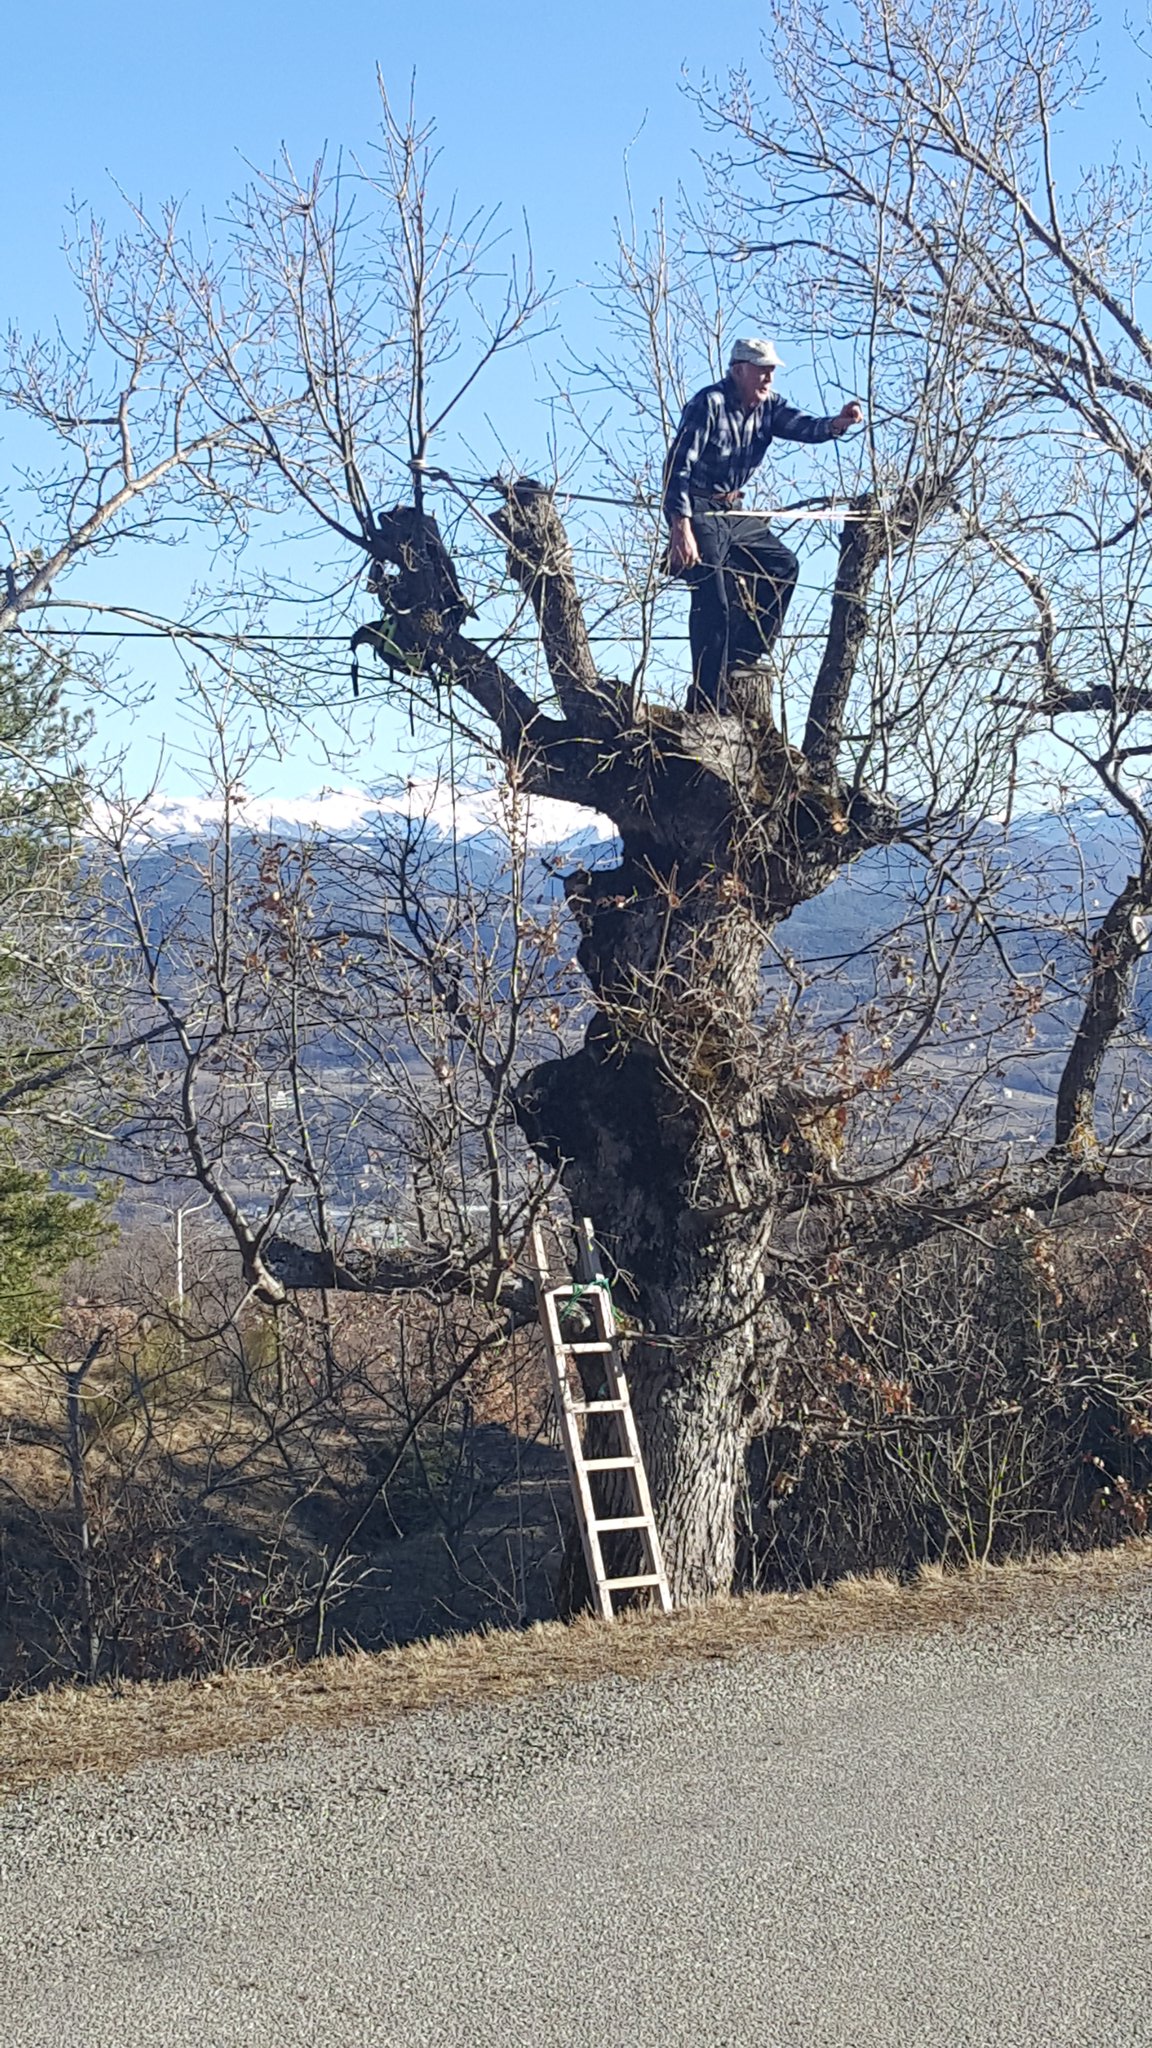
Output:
[411, 460, 875, 522]
[23, 621, 1131, 645]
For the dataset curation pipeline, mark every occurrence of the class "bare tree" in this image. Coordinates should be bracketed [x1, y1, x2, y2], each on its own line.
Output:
[93, 715, 568, 1314]
[36, 27, 1152, 1608]
[283, 79, 1034, 1599]
[0, 750, 575, 1686]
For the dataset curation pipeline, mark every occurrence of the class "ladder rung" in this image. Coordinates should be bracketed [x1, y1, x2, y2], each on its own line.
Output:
[568, 1398, 627, 1414]
[583, 1455, 640, 1471]
[594, 1515, 651, 1531]
[560, 1341, 615, 1354]
[603, 1573, 664, 1590]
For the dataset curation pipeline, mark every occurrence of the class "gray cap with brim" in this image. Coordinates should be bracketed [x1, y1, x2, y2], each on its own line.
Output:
[729, 336, 785, 369]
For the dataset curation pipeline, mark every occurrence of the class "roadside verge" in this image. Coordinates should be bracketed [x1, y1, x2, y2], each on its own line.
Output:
[4, 1540, 1150, 1797]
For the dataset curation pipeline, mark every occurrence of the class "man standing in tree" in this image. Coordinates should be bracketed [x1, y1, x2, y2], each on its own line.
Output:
[664, 338, 863, 712]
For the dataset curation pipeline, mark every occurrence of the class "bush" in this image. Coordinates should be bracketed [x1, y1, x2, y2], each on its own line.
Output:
[747, 1197, 1152, 1586]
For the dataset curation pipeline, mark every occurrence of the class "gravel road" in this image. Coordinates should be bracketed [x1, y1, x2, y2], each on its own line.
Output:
[3, 1588, 1151, 2047]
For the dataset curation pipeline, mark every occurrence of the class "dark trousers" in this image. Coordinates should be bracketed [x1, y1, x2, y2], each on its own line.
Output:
[685, 512, 799, 712]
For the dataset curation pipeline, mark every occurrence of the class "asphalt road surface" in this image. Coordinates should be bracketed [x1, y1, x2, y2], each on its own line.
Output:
[3, 1589, 1151, 2047]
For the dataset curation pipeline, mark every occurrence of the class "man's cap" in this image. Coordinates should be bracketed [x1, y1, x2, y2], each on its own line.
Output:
[729, 336, 785, 370]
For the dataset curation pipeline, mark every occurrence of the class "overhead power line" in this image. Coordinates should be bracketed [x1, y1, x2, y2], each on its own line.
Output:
[22, 620, 1132, 646]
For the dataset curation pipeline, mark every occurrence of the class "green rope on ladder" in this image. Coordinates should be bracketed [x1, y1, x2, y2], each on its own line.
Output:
[557, 1277, 602, 1325]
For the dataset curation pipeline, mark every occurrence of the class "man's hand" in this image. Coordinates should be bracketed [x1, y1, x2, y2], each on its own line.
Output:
[667, 516, 700, 574]
[829, 401, 864, 438]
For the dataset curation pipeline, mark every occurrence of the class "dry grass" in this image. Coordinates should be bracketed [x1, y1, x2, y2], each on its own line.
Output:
[4, 1538, 1151, 1799]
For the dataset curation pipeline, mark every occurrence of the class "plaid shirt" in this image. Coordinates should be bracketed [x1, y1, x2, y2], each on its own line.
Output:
[662, 377, 838, 524]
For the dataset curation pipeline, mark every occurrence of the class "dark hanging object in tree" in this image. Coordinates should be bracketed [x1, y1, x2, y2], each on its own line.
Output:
[350, 506, 477, 694]
[349, 613, 425, 694]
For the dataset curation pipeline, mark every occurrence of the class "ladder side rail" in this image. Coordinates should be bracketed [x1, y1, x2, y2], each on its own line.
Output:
[614, 1365, 674, 1613]
[573, 1215, 604, 1292]
[531, 1230, 615, 1621]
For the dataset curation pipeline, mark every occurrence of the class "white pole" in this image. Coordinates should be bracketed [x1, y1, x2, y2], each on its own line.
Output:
[173, 1194, 213, 1371]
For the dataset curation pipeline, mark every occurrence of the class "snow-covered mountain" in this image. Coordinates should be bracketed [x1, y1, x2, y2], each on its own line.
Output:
[90, 781, 616, 851]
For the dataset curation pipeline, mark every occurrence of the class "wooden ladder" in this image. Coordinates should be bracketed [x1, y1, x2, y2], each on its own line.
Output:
[531, 1219, 673, 1621]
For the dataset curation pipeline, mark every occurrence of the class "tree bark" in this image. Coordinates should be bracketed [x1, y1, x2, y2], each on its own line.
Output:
[1054, 870, 1152, 1156]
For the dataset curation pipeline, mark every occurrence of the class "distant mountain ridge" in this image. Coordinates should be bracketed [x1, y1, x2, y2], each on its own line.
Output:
[100, 789, 1151, 1219]
[107, 784, 1146, 979]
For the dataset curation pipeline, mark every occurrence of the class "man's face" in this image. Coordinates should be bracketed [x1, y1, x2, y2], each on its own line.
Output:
[729, 359, 776, 409]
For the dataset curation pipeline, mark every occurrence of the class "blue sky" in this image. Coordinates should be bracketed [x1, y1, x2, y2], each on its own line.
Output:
[5, 1, 724, 319]
[3, 1, 1146, 803]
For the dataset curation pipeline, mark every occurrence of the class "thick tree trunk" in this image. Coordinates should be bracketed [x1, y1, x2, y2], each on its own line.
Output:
[547, 1211, 777, 1609]
[517, 877, 794, 1606]
[621, 1333, 757, 1601]
[554, 1347, 756, 1615]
